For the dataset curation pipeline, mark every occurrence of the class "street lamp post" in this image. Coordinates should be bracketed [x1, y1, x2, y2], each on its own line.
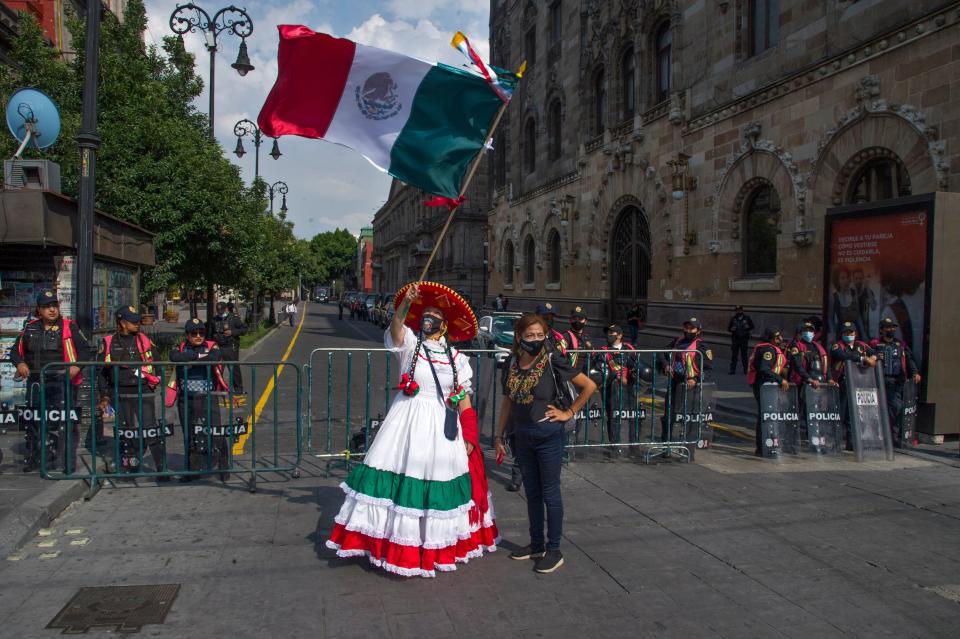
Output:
[233, 118, 282, 179]
[268, 180, 289, 217]
[170, 4, 253, 334]
[170, 3, 254, 140]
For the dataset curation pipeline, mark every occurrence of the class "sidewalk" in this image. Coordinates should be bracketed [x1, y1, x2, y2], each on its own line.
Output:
[0, 305, 293, 560]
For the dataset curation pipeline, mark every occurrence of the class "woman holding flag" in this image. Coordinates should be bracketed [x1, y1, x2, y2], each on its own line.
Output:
[326, 281, 498, 577]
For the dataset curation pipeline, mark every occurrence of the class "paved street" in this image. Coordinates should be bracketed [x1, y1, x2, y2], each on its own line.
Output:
[1, 304, 959, 638]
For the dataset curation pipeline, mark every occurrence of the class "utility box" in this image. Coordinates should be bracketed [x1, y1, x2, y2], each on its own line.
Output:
[3, 159, 61, 192]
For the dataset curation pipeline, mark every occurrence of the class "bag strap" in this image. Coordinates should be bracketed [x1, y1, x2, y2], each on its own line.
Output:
[546, 353, 567, 409]
[423, 342, 451, 407]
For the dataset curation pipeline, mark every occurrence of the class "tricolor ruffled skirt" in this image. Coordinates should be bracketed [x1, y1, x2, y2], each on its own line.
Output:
[326, 395, 499, 578]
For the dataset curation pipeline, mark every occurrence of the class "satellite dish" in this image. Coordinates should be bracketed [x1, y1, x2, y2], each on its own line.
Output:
[5, 88, 61, 156]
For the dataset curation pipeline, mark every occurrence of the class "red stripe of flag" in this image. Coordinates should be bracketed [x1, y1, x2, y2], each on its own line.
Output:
[258, 25, 356, 139]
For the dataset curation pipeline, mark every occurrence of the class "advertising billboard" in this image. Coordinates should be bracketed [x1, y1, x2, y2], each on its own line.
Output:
[825, 201, 931, 379]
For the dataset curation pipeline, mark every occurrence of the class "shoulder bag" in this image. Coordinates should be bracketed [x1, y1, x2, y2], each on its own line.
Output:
[425, 345, 460, 441]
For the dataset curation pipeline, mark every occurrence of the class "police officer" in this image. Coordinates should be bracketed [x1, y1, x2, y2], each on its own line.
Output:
[658, 317, 712, 444]
[830, 321, 877, 450]
[563, 306, 593, 374]
[171, 317, 231, 481]
[97, 305, 168, 479]
[600, 324, 638, 455]
[747, 327, 789, 456]
[869, 317, 921, 448]
[213, 301, 246, 394]
[535, 302, 568, 354]
[9, 289, 88, 472]
[788, 322, 832, 390]
[725, 306, 752, 375]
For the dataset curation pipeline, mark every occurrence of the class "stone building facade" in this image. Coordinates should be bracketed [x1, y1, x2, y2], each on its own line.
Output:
[372, 170, 489, 305]
[487, 0, 958, 341]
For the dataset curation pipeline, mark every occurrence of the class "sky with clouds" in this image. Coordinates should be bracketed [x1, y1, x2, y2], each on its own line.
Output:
[142, 0, 490, 239]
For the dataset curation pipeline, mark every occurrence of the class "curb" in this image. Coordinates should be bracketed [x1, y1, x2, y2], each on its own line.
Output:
[241, 324, 281, 360]
[0, 477, 88, 560]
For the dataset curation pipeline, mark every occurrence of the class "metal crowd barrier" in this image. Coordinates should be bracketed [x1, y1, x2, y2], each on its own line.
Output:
[34, 360, 301, 495]
[304, 347, 711, 466]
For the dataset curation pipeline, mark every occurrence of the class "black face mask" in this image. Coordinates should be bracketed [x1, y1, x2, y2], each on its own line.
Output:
[882, 329, 897, 340]
[571, 320, 585, 331]
[421, 315, 442, 336]
[519, 338, 544, 355]
[683, 331, 697, 341]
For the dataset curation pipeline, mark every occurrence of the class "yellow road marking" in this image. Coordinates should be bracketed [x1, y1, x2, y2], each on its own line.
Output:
[233, 303, 308, 455]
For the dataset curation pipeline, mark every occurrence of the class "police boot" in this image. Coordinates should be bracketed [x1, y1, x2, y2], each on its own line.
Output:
[149, 442, 170, 482]
[217, 442, 230, 482]
[22, 427, 40, 473]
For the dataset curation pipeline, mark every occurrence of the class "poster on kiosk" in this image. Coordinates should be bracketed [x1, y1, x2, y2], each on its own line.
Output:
[824, 193, 960, 444]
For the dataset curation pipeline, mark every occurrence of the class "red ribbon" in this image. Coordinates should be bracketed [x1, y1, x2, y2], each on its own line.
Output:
[423, 195, 466, 211]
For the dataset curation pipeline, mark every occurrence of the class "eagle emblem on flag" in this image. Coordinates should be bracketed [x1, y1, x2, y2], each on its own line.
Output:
[355, 72, 401, 120]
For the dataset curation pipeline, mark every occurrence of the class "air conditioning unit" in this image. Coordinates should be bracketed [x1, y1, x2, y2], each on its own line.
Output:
[4, 159, 61, 192]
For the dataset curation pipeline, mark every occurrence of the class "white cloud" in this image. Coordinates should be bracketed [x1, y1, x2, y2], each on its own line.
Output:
[385, 0, 487, 22]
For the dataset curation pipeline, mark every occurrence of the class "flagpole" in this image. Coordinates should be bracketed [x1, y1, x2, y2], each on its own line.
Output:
[417, 100, 509, 282]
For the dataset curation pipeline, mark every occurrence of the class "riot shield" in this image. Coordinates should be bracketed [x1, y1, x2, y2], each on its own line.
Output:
[674, 382, 716, 452]
[844, 362, 894, 462]
[901, 380, 918, 448]
[758, 383, 801, 458]
[803, 385, 842, 455]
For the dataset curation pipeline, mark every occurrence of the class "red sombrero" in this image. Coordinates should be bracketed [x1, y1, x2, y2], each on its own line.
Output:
[393, 281, 478, 342]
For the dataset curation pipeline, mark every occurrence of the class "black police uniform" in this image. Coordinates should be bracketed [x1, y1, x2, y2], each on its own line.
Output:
[171, 324, 230, 479]
[657, 333, 712, 443]
[9, 311, 88, 472]
[749, 341, 788, 455]
[213, 309, 246, 393]
[727, 310, 755, 374]
[599, 340, 638, 447]
[97, 327, 166, 475]
[830, 337, 876, 449]
[871, 332, 918, 447]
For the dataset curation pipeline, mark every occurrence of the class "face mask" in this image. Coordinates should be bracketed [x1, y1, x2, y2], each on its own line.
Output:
[571, 320, 585, 331]
[842, 335, 855, 344]
[801, 331, 814, 342]
[421, 315, 441, 335]
[882, 330, 897, 340]
[683, 331, 697, 341]
[519, 338, 544, 355]
[606, 334, 619, 345]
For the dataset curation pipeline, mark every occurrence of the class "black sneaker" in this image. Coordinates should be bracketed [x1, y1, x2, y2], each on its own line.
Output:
[505, 482, 521, 492]
[509, 545, 545, 560]
[534, 549, 564, 573]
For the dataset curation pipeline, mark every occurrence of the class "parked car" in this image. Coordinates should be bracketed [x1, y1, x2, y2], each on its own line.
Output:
[364, 293, 378, 321]
[476, 312, 521, 366]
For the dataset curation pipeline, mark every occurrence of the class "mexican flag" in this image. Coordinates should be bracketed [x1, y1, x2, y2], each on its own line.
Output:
[258, 26, 504, 199]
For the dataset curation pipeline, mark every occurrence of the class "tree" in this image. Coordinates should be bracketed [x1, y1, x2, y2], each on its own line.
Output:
[309, 229, 357, 285]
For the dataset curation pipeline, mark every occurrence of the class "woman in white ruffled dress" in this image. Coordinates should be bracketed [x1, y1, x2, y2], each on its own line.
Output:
[326, 282, 498, 577]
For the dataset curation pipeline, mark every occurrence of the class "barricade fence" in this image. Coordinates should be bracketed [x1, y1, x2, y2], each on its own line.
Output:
[305, 347, 711, 465]
[23, 360, 301, 492]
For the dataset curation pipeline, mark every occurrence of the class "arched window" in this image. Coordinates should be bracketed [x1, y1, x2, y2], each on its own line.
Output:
[503, 239, 514, 285]
[524, 118, 537, 174]
[593, 67, 606, 135]
[847, 156, 911, 204]
[655, 23, 672, 104]
[743, 184, 780, 276]
[523, 235, 536, 284]
[547, 99, 562, 160]
[620, 47, 635, 121]
[547, 229, 562, 284]
[749, 0, 780, 56]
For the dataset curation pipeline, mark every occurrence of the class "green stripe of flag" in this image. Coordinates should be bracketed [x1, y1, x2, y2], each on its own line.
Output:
[389, 63, 502, 198]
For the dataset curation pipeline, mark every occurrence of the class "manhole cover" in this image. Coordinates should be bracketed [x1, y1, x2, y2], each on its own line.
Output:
[46, 584, 179, 634]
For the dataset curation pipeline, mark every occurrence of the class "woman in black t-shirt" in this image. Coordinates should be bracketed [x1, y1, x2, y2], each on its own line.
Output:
[495, 313, 597, 574]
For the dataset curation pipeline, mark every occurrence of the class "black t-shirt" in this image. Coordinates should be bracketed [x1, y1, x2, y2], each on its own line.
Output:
[503, 350, 577, 430]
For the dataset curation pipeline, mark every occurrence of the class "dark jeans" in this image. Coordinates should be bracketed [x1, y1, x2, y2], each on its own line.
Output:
[514, 424, 565, 551]
[731, 338, 749, 373]
[604, 380, 638, 443]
